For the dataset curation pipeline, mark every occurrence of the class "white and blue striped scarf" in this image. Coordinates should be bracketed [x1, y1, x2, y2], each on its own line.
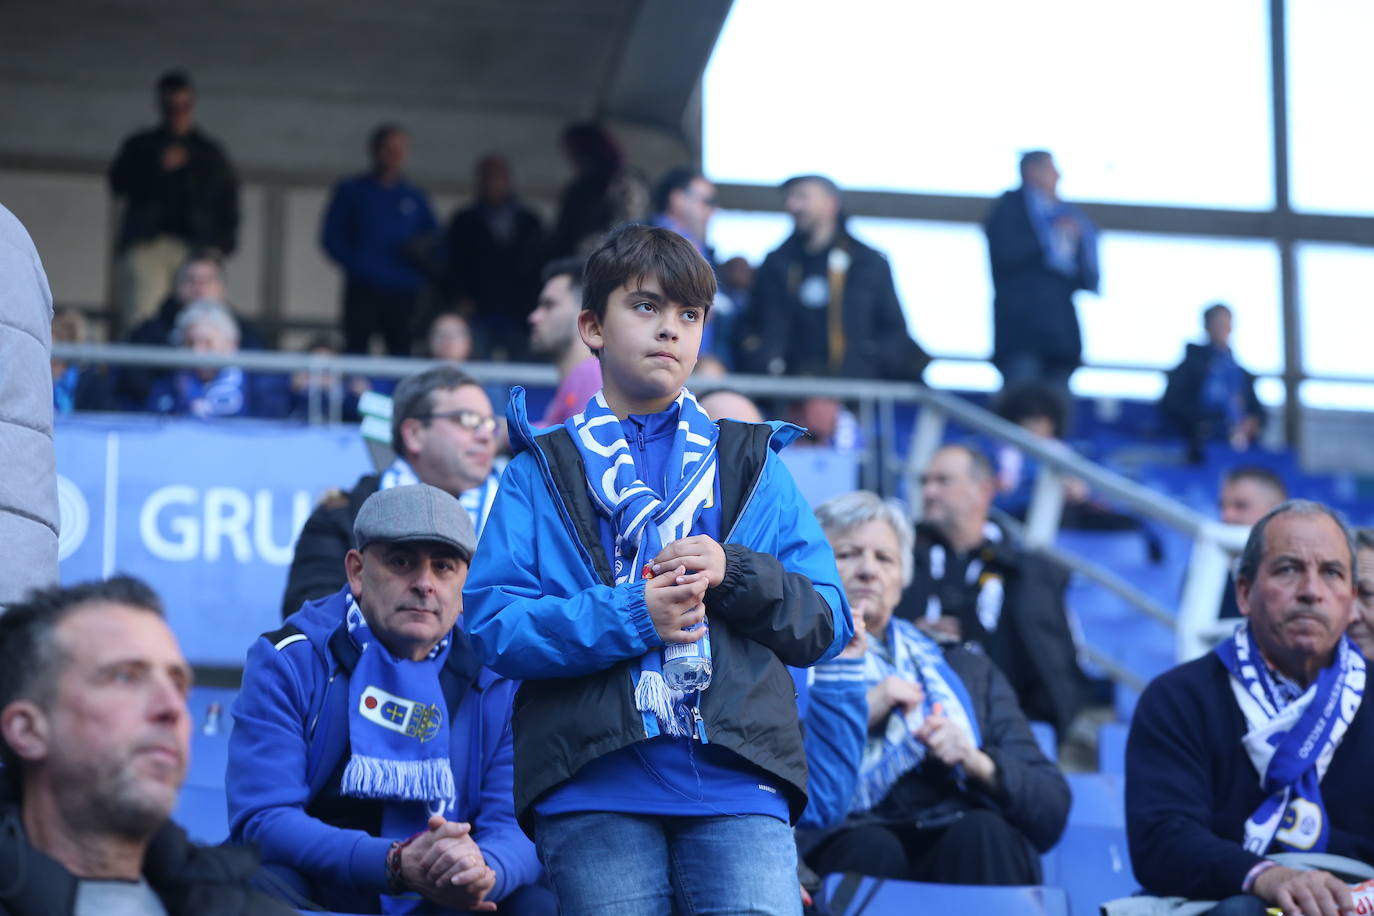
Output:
[853, 617, 981, 813]
[1216, 622, 1365, 855]
[379, 457, 499, 540]
[566, 389, 719, 737]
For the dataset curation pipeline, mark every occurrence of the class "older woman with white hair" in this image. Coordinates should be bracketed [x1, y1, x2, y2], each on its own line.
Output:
[147, 299, 285, 418]
[803, 490, 1070, 886]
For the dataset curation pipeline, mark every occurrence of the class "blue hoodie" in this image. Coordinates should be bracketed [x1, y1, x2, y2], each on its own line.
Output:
[227, 588, 539, 911]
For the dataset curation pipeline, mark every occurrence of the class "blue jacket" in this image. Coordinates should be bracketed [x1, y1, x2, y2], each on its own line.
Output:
[464, 389, 853, 828]
[226, 588, 539, 911]
[321, 173, 437, 292]
[792, 659, 867, 830]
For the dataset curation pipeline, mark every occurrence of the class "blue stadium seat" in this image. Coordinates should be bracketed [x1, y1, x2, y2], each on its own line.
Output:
[172, 686, 239, 844]
[1055, 824, 1137, 916]
[817, 873, 1069, 916]
[1065, 773, 1125, 828]
[1030, 721, 1058, 762]
[1098, 722, 1129, 776]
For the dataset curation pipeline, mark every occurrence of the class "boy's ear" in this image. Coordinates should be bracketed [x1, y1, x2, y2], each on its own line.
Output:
[576, 309, 603, 355]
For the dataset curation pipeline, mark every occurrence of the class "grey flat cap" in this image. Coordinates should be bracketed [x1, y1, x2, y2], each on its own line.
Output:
[353, 484, 477, 560]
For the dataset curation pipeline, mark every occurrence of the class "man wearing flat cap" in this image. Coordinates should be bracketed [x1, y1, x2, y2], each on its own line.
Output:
[227, 484, 551, 914]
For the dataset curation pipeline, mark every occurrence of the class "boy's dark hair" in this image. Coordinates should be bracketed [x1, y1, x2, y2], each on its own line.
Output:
[541, 256, 585, 295]
[390, 365, 481, 458]
[653, 167, 702, 215]
[581, 223, 716, 325]
[995, 382, 1067, 439]
[0, 577, 165, 769]
[156, 70, 192, 95]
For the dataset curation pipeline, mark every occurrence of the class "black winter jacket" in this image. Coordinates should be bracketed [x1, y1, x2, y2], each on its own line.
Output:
[740, 228, 928, 381]
[984, 188, 1097, 367]
[1159, 342, 1265, 442]
[279, 473, 379, 618]
[0, 804, 293, 916]
[894, 523, 1085, 737]
[108, 126, 239, 255]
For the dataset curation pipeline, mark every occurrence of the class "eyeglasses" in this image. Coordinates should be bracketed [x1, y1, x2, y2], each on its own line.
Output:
[420, 409, 498, 434]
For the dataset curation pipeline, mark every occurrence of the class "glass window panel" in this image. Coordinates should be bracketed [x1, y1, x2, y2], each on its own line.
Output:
[1069, 368, 1167, 401]
[1297, 243, 1374, 379]
[1087, 234, 1282, 375]
[1300, 380, 1374, 412]
[924, 360, 1001, 393]
[1287, 0, 1374, 215]
[704, 0, 1272, 208]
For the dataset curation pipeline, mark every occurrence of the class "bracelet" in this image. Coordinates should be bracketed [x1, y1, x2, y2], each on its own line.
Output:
[384, 830, 425, 895]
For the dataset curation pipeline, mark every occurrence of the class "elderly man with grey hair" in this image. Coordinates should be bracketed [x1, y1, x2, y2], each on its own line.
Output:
[1126, 500, 1374, 916]
[1351, 528, 1374, 661]
[802, 490, 1068, 887]
[145, 299, 287, 418]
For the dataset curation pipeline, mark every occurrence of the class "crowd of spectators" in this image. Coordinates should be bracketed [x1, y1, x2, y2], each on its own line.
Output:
[13, 65, 1372, 916]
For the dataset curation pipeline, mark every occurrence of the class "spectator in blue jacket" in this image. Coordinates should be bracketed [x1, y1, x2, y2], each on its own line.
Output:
[228, 484, 550, 915]
[803, 490, 1069, 886]
[463, 223, 853, 915]
[322, 124, 438, 356]
[145, 299, 288, 419]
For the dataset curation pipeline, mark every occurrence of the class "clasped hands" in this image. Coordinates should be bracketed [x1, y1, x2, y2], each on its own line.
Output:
[643, 535, 726, 644]
[868, 676, 997, 787]
[398, 815, 497, 911]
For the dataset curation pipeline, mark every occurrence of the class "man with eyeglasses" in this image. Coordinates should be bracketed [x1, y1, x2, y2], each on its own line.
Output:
[281, 366, 501, 618]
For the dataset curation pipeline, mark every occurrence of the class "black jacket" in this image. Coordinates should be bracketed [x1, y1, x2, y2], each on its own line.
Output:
[500, 421, 839, 830]
[0, 804, 293, 916]
[444, 202, 545, 320]
[108, 126, 240, 255]
[1160, 342, 1265, 441]
[804, 646, 1070, 858]
[984, 188, 1097, 367]
[279, 473, 379, 618]
[740, 228, 928, 381]
[894, 523, 1085, 737]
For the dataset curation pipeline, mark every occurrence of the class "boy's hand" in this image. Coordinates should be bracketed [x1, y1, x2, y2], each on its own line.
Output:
[651, 535, 727, 589]
[644, 564, 708, 644]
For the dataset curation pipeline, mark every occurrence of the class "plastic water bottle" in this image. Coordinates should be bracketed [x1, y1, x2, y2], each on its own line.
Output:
[663, 624, 712, 692]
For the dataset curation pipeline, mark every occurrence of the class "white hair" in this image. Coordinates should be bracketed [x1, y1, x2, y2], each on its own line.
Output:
[814, 490, 915, 587]
[173, 299, 239, 347]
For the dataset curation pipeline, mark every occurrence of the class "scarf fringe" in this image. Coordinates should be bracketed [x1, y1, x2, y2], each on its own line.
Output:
[342, 754, 456, 803]
[636, 670, 688, 737]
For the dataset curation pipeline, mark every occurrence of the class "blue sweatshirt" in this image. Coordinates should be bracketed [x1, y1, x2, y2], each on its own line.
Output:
[227, 589, 540, 911]
[321, 173, 437, 292]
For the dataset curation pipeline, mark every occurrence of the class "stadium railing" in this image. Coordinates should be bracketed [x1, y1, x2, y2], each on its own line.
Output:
[52, 343, 1248, 681]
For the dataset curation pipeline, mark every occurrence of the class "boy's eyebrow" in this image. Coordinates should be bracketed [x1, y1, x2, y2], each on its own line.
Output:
[624, 288, 665, 303]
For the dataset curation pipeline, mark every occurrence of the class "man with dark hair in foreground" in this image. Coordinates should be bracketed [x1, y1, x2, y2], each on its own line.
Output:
[0, 577, 293, 915]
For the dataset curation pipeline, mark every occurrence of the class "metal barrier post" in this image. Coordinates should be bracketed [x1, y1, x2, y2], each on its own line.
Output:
[1176, 526, 1235, 661]
[1024, 464, 1066, 549]
[906, 407, 946, 521]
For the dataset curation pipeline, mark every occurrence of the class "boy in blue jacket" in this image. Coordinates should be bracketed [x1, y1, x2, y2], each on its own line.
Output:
[464, 223, 853, 915]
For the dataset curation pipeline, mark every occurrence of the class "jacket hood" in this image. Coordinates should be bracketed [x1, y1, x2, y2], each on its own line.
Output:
[504, 386, 806, 459]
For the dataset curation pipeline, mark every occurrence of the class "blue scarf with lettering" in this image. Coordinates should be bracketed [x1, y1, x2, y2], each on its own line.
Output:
[566, 389, 718, 737]
[852, 617, 981, 813]
[1215, 622, 1365, 855]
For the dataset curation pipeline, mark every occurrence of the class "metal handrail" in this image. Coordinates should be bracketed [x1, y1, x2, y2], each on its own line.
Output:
[54, 342, 1246, 671]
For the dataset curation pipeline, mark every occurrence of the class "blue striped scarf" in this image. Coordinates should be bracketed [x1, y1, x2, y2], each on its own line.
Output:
[853, 617, 980, 813]
[566, 389, 718, 737]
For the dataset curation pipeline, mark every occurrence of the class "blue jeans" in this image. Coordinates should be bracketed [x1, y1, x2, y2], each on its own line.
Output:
[535, 811, 801, 916]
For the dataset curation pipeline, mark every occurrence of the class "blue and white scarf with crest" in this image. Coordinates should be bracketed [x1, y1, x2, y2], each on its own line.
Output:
[566, 388, 718, 737]
[1215, 622, 1365, 855]
[852, 616, 981, 813]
